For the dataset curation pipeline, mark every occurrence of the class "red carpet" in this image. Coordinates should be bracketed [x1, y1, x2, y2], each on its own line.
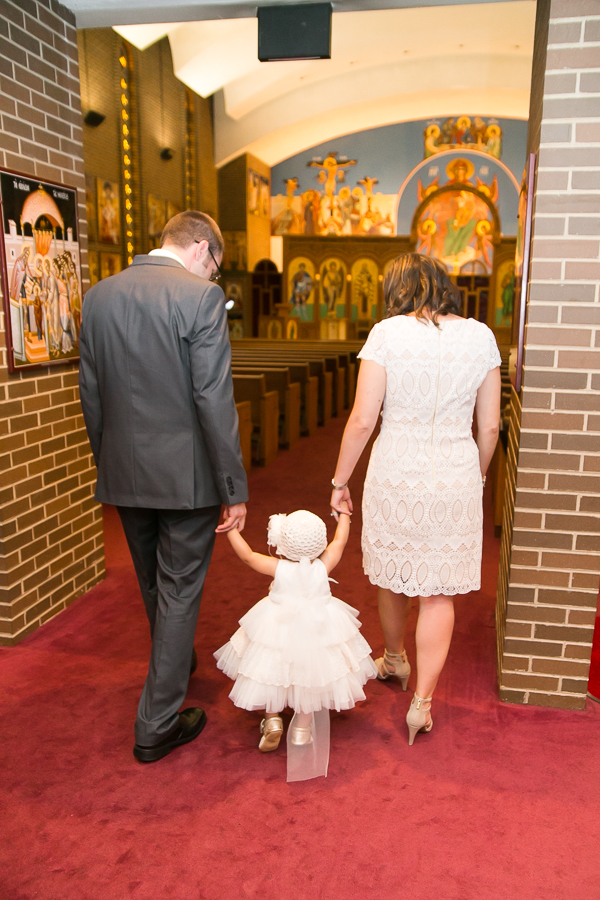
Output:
[2, 413, 599, 900]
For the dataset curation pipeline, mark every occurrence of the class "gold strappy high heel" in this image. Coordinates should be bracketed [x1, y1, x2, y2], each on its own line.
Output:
[406, 694, 433, 746]
[259, 716, 283, 752]
[375, 649, 411, 691]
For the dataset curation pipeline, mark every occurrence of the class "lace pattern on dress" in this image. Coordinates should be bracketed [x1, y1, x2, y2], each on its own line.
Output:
[358, 316, 499, 596]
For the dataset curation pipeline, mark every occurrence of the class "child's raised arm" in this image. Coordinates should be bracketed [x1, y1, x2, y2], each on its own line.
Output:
[227, 528, 278, 576]
[319, 501, 351, 575]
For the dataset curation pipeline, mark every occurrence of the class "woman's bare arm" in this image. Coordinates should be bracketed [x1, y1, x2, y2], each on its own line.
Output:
[475, 366, 501, 478]
[319, 501, 351, 574]
[227, 528, 278, 576]
[330, 360, 386, 519]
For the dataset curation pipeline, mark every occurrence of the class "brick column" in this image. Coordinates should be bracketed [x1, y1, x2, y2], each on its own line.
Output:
[497, 0, 600, 709]
[0, 0, 104, 645]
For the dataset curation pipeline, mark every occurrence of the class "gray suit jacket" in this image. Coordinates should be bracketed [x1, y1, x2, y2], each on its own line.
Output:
[79, 255, 248, 509]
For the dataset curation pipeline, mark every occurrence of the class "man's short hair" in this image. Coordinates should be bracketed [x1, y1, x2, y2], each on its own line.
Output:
[160, 210, 224, 256]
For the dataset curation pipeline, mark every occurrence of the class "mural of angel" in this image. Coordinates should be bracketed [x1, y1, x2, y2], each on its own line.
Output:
[416, 217, 437, 256]
[475, 219, 494, 268]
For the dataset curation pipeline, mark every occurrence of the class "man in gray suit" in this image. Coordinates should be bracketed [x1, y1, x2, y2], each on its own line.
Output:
[79, 211, 248, 762]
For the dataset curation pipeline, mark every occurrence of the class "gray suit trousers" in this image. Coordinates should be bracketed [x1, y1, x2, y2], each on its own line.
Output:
[117, 504, 221, 744]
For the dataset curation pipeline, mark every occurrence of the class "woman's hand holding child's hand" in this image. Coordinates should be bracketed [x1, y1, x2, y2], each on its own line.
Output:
[330, 487, 353, 521]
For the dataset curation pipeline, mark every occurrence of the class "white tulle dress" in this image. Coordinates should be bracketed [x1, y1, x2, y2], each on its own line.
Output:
[214, 557, 378, 714]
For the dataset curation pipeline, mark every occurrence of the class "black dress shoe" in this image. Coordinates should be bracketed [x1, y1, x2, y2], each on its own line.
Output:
[190, 647, 198, 675]
[133, 707, 207, 763]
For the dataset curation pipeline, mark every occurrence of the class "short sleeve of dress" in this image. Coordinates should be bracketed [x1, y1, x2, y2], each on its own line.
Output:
[486, 327, 502, 371]
[357, 322, 386, 367]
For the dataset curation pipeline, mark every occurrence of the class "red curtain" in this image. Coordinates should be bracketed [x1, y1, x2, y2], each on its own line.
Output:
[588, 591, 600, 703]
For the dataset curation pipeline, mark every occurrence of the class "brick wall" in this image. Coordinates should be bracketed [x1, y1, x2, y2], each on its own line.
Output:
[497, 0, 600, 709]
[0, 0, 104, 646]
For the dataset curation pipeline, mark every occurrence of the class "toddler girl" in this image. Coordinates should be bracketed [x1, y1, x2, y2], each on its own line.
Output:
[214, 506, 378, 781]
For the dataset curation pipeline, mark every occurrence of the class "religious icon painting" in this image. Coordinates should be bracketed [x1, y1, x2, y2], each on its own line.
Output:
[414, 191, 494, 275]
[225, 280, 244, 312]
[319, 257, 346, 319]
[0, 168, 83, 372]
[259, 176, 270, 218]
[147, 193, 166, 250]
[229, 320, 244, 339]
[422, 116, 503, 160]
[100, 252, 122, 280]
[248, 170, 260, 215]
[351, 258, 378, 322]
[85, 174, 98, 243]
[225, 279, 244, 334]
[222, 231, 247, 272]
[97, 177, 120, 245]
[494, 258, 515, 329]
[288, 257, 315, 322]
[88, 250, 100, 288]
[166, 200, 181, 222]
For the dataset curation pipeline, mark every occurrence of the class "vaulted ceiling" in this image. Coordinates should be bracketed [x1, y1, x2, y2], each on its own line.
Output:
[67, 0, 537, 167]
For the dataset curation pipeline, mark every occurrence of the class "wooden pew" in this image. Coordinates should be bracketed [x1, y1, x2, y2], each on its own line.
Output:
[232, 366, 301, 449]
[231, 356, 318, 437]
[232, 339, 350, 415]
[232, 351, 331, 427]
[234, 349, 334, 420]
[232, 375, 279, 467]
[235, 401, 252, 474]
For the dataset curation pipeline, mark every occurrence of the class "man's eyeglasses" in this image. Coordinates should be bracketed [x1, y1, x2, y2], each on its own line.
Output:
[194, 240, 222, 282]
[207, 246, 222, 283]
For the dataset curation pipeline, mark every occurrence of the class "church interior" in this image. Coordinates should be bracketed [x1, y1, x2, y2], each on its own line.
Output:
[0, 0, 599, 897]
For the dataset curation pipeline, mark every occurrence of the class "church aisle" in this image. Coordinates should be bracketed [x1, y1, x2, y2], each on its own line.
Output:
[1, 413, 599, 900]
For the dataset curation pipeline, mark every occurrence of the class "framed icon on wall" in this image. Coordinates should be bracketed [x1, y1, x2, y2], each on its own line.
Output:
[88, 249, 100, 288]
[85, 174, 97, 243]
[97, 177, 120, 245]
[0, 168, 83, 372]
[510, 152, 536, 394]
[147, 193, 166, 250]
[100, 252, 122, 280]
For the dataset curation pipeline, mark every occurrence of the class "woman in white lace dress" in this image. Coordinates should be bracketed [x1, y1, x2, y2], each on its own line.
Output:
[330, 253, 500, 745]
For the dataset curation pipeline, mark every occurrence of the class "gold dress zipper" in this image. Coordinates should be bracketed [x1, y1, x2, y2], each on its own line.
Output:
[431, 326, 442, 489]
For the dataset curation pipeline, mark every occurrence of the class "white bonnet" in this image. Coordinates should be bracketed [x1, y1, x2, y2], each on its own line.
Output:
[267, 510, 327, 561]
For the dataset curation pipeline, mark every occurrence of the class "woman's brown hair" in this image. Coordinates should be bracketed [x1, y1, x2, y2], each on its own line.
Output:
[383, 252, 461, 326]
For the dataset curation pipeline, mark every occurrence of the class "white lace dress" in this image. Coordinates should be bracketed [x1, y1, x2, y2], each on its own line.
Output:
[359, 316, 501, 597]
[214, 558, 378, 714]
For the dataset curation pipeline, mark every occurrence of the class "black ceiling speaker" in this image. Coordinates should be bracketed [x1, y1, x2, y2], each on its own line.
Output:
[258, 3, 332, 62]
[84, 110, 105, 127]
